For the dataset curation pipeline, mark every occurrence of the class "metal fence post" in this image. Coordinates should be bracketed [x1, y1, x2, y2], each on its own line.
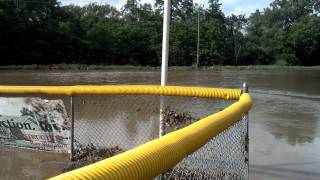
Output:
[69, 95, 75, 161]
[242, 82, 249, 178]
[159, 97, 166, 137]
[242, 82, 248, 94]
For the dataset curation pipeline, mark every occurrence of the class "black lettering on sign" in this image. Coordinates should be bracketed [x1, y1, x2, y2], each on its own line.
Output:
[39, 122, 53, 132]
[23, 123, 32, 130]
[16, 123, 23, 129]
[0, 121, 9, 128]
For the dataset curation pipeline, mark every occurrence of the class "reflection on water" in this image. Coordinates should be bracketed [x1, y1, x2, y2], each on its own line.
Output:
[255, 93, 320, 146]
[250, 91, 320, 180]
[266, 112, 318, 145]
[0, 69, 319, 179]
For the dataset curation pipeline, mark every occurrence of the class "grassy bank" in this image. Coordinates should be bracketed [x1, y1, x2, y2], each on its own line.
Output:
[0, 64, 319, 71]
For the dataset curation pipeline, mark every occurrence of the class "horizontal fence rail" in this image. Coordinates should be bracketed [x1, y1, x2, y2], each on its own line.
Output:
[0, 85, 241, 100]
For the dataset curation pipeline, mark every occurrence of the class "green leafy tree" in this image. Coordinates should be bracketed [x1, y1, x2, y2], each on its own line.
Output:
[0, 0, 319, 67]
[289, 16, 320, 65]
[225, 14, 247, 65]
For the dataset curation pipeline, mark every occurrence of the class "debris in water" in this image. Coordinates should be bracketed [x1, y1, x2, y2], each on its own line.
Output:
[162, 167, 242, 179]
[63, 144, 123, 172]
[162, 108, 197, 131]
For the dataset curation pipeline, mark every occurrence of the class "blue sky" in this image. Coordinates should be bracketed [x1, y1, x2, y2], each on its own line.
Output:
[60, 0, 273, 16]
[220, 0, 273, 16]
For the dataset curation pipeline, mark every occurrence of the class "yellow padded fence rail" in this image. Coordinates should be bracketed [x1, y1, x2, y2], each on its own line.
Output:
[50, 93, 252, 180]
[0, 85, 241, 100]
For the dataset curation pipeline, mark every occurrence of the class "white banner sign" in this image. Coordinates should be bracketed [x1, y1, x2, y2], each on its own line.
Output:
[0, 97, 70, 153]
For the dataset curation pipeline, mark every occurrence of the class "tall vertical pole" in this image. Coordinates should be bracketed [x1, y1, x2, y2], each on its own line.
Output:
[159, 0, 171, 137]
[161, 0, 171, 86]
[196, 4, 200, 68]
[69, 95, 75, 161]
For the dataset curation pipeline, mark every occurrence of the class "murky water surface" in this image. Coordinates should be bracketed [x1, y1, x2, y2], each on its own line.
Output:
[0, 69, 319, 180]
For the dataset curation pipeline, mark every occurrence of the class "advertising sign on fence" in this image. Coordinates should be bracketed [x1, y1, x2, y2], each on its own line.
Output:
[0, 97, 70, 153]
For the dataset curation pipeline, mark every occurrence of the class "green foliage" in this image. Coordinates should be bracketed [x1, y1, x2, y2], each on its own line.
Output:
[289, 16, 320, 65]
[245, 0, 320, 65]
[0, 0, 319, 66]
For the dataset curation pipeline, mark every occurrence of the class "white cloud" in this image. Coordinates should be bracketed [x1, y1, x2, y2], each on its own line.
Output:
[221, 0, 272, 16]
[59, 0, 155, 9]
[221, 0, 238, 5]
[140, 0, 155, 5]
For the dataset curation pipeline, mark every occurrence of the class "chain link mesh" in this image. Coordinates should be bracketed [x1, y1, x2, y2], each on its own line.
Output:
[70, 95, 247, 179]
[72, 95, 225, 149]
[161, 115, 248, 180]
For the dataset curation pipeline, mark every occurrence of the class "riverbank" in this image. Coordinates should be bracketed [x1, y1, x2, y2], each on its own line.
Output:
[0, 64, 319, 71]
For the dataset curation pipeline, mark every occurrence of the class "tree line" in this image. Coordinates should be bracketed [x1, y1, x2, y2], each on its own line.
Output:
[0, 0, 319, 66]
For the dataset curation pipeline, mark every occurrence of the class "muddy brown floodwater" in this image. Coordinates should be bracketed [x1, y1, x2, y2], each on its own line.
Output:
[0, 69, 319, 180]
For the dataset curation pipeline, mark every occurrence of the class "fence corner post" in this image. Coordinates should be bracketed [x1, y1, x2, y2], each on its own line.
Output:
[69, 95, 75, 161]
[242, 82, 248, 94]
[242, 82, 249, 179]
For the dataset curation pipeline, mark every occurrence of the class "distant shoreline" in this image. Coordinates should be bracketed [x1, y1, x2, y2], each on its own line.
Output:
[0, 64, 319, 71]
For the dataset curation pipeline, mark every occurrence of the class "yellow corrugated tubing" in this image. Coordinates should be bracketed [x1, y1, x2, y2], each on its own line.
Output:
[0, 85, 241, 100]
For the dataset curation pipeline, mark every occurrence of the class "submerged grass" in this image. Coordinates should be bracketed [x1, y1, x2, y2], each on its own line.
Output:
[0, 64, 319, 71]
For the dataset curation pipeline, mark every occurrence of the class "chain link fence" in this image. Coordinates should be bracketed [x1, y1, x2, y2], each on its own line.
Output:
[0, 92, 248, 179]
[71, 95, 227, 149]
[161, 115, 248, 180]
[68, 94, 248, 179]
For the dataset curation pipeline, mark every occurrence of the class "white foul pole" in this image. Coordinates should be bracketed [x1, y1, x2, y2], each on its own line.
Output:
[159, 0, 171, 137]
[161, 0, 171, 86]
